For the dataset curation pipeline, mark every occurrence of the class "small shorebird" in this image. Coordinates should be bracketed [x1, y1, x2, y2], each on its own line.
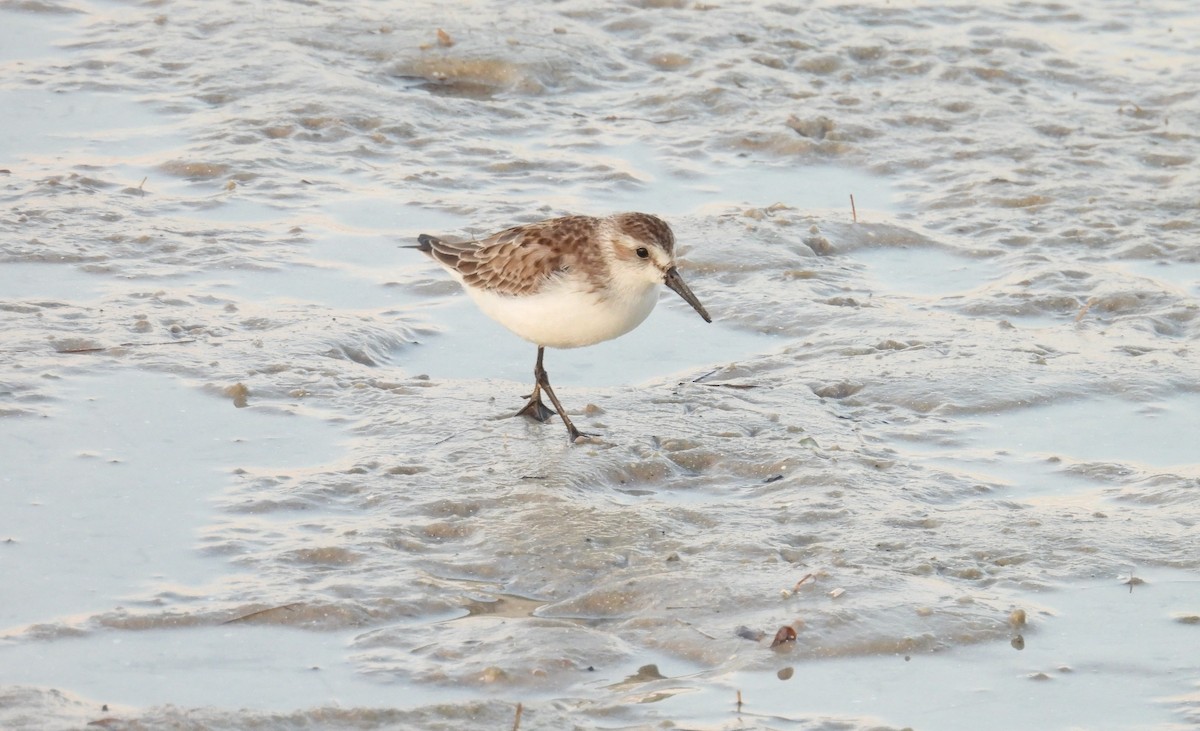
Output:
[413, 212, 712, 442]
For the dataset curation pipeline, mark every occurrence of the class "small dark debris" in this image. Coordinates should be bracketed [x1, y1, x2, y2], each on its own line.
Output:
[736, 625, 764, 642]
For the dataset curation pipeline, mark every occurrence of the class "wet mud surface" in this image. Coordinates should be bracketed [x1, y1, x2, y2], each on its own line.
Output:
[2, 1, 1198, 729]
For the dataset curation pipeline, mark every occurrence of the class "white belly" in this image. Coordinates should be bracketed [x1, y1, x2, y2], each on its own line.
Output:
[467, 279, 660, 349]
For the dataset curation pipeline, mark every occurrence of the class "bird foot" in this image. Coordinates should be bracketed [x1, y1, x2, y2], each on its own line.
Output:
[566, 426, 598, 443]
[516, 397, 557, 423]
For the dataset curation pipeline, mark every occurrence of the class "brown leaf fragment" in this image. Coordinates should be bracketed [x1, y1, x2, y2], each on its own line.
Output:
[437, 28, 454, 47]
[792, 573, 815, 592]
[770, 625, 797, 648]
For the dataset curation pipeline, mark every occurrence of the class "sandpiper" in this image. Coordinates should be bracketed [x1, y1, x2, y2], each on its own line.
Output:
[413, 212, 711, 442]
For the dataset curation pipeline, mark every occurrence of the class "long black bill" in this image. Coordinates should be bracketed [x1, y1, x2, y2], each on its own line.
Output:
[663, 266, 712, 323]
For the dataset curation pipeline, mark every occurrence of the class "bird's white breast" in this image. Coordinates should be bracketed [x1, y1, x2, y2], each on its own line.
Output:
[466, 276, 660, 349]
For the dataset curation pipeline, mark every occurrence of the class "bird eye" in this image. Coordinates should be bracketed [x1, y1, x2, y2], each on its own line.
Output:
[636, 247, 649, 259]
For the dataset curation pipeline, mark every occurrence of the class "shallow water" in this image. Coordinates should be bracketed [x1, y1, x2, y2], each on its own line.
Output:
[1, 370, 345, 628]
[655, 569, 1200, 730]
[2, 1, 1199, 729]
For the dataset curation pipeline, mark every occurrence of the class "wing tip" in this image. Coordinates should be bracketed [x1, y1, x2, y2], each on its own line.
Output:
[415, 233, 438, 252]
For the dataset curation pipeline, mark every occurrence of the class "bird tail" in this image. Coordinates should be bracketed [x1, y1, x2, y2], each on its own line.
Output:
[404, 234, 440, 253]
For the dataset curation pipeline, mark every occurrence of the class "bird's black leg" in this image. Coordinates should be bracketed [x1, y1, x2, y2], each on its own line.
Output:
[516, 346, 592, 442]
[538, 373, 590, 443]
[516, 346, 556, 423]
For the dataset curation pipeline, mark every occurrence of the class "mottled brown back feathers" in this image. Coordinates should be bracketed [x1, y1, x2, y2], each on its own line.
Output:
[415, 213, 673, 297]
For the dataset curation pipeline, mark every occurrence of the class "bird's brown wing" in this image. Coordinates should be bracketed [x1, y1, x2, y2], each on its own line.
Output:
[419, 216, 604, 296]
